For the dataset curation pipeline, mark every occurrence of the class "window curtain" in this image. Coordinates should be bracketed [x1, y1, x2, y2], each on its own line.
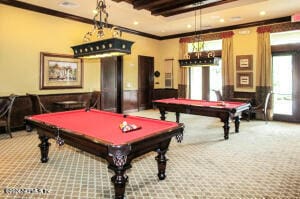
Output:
[221, 31, 234, 100]
[256, 26, 272, 119]
[178, 42, 189, 98]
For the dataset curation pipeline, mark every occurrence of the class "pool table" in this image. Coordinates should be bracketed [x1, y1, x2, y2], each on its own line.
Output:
[24, 109, 184, 199]
[153, 98, 251, 140]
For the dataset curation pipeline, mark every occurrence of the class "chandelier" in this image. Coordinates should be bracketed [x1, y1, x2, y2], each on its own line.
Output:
[179, 3, 219, 67]
[71, 0, 134, 59]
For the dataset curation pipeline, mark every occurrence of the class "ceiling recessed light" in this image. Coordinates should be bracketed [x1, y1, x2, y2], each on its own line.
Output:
[59, 1, 79, 8]
[211, 15, 220, 19]
[202, 25, 212, 29]
[133, 21, 139, 25]
[187, 24, 192, 28]
[219, 18, 225, 23]
[230, 16, 242, 21]
[260, 11, 266, 16]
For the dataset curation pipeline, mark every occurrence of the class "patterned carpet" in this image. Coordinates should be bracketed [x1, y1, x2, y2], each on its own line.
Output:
[0, 109, 299, 199]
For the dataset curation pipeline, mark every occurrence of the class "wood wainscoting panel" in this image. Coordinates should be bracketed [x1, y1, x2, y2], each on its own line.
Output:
[123, 90, 138, 113]
[0, 92, 91, 132]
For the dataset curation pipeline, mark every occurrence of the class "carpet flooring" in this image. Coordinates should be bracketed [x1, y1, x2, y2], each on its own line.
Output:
[0, 109, 299, 198]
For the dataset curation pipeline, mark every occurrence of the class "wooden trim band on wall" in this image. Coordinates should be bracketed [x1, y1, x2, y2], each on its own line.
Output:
[0, 0, 291, 41]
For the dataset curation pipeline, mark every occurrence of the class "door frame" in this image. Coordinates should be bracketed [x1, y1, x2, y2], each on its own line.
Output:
[138, 55, 154, 110]
[100, 56, 123, 113]
[272, 43, 300, 122]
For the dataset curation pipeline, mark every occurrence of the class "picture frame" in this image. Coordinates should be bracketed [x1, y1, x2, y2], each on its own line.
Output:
[236, 55, 253, 71]
[40, 52, 83, 89]
[236, 72, 253, 88]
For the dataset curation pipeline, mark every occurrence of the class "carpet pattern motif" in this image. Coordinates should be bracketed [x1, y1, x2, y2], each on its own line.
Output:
[0, 110, 299, 199]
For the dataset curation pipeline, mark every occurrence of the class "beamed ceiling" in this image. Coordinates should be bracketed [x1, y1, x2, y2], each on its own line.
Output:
[1, 0, 300, 38]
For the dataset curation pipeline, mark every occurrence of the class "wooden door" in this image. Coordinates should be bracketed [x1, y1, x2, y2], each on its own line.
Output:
[138, 55, 154, 110]
[101, 57, 123, 113]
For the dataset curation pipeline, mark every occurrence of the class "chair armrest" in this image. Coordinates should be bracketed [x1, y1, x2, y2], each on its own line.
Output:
[251, 102, 264, 111]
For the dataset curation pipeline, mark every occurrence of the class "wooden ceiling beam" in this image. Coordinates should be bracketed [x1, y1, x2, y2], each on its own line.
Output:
[111, 0, 132, 3]
[152, 0, 238, 17]
[132, 0, 173, 10]
[151, 0, 207, 16]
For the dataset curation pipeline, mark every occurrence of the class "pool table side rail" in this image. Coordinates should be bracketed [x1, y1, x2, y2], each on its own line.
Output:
[153, 101, 250, 116]
[24, 116, 184, 160]
[25, 116, 184, 145]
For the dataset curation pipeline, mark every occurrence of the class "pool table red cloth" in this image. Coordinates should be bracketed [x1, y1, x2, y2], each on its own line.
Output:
[153, 98, 251, 140]
[27, 109, 180, 145]
[25, 109, 184, 199]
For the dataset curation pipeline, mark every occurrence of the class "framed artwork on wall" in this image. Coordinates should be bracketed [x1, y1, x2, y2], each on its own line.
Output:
[236, 55, 253, 71]
[236, 72, 253, 88]
[40, 52, 83, 89]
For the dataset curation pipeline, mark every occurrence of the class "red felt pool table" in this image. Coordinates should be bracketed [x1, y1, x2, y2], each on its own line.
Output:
[153, 98, 251, 140]
[24, 109, 184, 199]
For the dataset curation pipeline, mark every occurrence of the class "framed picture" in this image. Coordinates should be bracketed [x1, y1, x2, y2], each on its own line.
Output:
[236, 72, 253, 88]
[236, 55, 253, 71]
[40, 52, 83, 89]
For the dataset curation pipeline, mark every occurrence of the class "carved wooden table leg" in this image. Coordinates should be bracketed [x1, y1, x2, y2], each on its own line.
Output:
[108, 145, 131, 199]
[159, 108, 166, 121]
[38, 135, 50, 163]
[155, 148, 168, 180]
[234, 116, 240, 133]
[223, 120, 230, 140]
[175, 112, 180, 123]
[111, 167, 128, 199]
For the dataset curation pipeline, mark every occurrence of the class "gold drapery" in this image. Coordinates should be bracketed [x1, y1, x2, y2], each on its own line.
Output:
[221, 34, 234, 100]
[256, 27, 272, 119]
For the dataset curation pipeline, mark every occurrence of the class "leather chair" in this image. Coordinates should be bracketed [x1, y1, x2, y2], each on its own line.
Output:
[250, 91, 273, 123]
[89, 91, 101, 109]
[27, 93, 50, 114]
[26, 93, 50, 132]
[0, 94, 17, 138]
[212, 89, 223, 101]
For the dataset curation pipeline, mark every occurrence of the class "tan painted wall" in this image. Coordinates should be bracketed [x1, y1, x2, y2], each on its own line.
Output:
[0, 5, 100, 96]
[157, 38, 180, 89]
[122, 33, 161, 90]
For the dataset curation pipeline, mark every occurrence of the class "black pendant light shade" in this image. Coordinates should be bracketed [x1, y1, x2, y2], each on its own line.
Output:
[71, 0, 134, 59]
[179, 57, 219, 67]
[72, 38, 134, 58]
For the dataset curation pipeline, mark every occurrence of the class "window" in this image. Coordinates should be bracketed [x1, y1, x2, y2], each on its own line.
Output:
[188, 39, 222, 52]
[189, 39, 222, 100]
[270, 30, 300, 45]
[190, 67, 202, 99]
[209, 63, 222, 101]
